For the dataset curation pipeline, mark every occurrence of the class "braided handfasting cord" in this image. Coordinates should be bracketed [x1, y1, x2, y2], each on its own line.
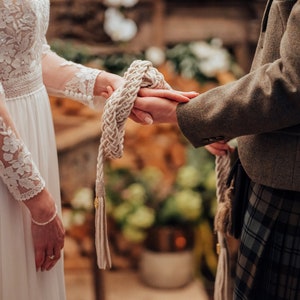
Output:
[214, 152, 232, 300]
[94, 60, 171, 269]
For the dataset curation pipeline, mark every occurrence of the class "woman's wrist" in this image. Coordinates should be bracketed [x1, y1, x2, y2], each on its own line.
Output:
[93, 71, 124, 97]
[31, 203, 58, 226]
[93, 71, 106, 96]
[23, 188, 57, 224]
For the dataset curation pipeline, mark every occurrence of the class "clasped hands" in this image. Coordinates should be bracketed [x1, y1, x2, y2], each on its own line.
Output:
[99, 71, 234, 156]
[134, 88, 235, 156]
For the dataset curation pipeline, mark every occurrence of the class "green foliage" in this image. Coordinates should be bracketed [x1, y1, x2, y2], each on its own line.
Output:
[101, 53, 143, 75]
[105, 146, 217, 243]
[164, 39, 243, 82]
[50, 39, 97, 64]
[49, 38, 243, 81]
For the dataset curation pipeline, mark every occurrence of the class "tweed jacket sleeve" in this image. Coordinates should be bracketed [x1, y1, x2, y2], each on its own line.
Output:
[177, 0, 300, 148]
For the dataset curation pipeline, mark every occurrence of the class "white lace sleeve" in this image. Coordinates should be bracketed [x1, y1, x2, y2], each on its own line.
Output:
[42, 45, 103, 109]
[0, 87, 45, 201]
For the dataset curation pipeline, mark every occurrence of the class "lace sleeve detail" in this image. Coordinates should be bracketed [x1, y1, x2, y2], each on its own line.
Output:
[42, 48, 103, 109]
[61, 61, 102, 106]
[0, 117, 45, 201]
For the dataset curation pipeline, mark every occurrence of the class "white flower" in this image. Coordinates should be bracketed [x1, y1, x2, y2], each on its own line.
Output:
[210, 37, 223, 48]
[72, 211, 87, 226]
[104, 7, 123, 29]
[113, 202, 133, 223]
[204, 170, 217, 191]
[116, 19, 137, 42]
[126, 206, 155, 229]
[145, 46, 166, 66]
[174, 190, 202, 221]
[104, 8, 137, 42]
[189, 40, 231, 78]
[123, 183, 146, 204]
[140, 166, 163, 190]
[121, 0, 139, 7]
[198, 48, 230, 78]
[71, 188, 94, 211]
[176, 165, 201, 189]
[190, 41, 213, 60]
[122, 225, 146, 243]
[189, 40, 232, 78]
[63, 209, 87, 228]
[62, 209, 73, 230]
[180, 57, 197, 79]
[103, 0, 138, 7]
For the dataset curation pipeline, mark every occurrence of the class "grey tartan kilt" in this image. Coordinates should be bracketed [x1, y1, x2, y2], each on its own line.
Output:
[234, 182, 300, 300]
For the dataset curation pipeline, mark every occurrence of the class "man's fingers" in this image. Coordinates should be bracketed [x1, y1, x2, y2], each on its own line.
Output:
[205, 145, 227, 156]
[204, 142, 235, 156]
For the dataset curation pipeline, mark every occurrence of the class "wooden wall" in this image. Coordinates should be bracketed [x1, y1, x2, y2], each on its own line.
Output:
[48, 0, 266, 71]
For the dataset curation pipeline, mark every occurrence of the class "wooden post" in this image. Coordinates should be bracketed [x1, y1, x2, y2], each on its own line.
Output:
[152, 0, 165, 48]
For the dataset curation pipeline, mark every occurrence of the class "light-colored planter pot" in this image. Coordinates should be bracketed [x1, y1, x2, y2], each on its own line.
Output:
[139, 226, 195, 289]
[139, 249, 194, 289]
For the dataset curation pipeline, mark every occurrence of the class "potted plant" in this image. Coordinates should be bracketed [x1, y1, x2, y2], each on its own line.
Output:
[105, 146, 217, 288]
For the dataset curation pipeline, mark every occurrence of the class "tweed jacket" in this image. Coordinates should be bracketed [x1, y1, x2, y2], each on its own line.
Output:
[177, 0, 300, 192]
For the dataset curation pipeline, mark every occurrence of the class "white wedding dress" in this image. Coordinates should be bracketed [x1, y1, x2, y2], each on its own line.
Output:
[0, 1, 102, 299]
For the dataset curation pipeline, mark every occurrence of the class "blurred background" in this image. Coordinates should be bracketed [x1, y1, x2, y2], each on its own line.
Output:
[47, 0, 266, 299]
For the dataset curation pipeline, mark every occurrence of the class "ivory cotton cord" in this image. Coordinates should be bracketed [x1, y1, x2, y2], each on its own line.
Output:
[94, 60, 171, 269]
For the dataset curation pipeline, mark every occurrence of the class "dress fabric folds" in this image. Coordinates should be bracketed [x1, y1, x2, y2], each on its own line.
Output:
[0, 0, 66, 299]
[0, 87, 66, 300]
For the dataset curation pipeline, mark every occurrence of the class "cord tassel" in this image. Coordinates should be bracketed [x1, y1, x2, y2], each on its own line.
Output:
[214, 232, 231, 300]
[95, 196, 112, 269]
[95, 142, 112, 269]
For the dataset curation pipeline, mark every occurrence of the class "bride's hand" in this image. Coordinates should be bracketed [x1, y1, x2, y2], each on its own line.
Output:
[24, 189, 65, 271]
[93, 71, 124, 98]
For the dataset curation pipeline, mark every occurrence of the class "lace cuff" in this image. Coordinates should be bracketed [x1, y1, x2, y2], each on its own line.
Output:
[61, 61, 102, 107]
[0, 117, 45, 201]
[42, 48, 103, 109]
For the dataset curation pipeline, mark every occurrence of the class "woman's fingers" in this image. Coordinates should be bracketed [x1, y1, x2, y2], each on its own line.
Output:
[102, 86, 198, 103]
[130, 108, 153, 124]
[138, 88, 198, 103]
[32, 215, 65, 271]
[43, 246, 62, 271]
[101, 85, 114, 99]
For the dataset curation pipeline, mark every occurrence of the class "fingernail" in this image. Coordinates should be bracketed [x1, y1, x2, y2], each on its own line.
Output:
[144, 116, 153, 125]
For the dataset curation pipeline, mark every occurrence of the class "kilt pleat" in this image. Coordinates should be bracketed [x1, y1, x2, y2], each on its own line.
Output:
[234, 182, 300, 300]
